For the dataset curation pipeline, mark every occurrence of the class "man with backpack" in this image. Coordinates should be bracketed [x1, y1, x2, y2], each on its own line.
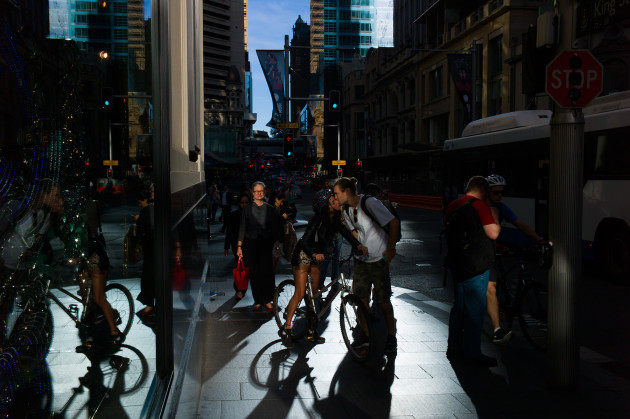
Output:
[444, 176, 500, 366]
[334, 177, 400, 354]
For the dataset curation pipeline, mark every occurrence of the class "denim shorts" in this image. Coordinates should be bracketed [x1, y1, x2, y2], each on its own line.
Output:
[352, 259, 392, 303]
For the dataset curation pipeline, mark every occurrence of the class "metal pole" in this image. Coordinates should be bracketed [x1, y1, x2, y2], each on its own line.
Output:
[284, 35, 290, 123]
[548, 107, 582, 391]
[108, 121, 113, 175]
[337, 125, 341, 177]
[548, 0, 581, 391]
[471, 40, 477, 122]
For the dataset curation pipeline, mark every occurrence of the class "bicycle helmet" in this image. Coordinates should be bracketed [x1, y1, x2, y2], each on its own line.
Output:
[486, 174, 507, 187]
[312, 189, 333, 214]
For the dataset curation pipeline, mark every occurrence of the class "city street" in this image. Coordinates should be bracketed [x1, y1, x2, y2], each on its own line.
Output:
[91, 182, 626, 418]
[38, 182, 630, 417]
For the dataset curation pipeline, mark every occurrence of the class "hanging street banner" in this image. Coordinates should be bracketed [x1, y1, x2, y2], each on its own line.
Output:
[257, 50, 286, 128]
[447, 53, 473, 124]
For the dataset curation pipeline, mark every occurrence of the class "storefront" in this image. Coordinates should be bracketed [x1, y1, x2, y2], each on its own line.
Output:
[0, 1, 204, 417]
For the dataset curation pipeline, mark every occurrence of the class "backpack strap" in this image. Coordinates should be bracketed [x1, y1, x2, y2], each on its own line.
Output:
[360, 195, 380, 229]
[361, 195, 391, 236]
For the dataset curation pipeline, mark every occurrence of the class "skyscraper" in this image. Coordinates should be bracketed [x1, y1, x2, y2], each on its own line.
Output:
[321, 0, 393, 68]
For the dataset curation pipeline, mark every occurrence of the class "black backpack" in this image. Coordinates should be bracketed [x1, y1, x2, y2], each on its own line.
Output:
[346, 195, 402, 242]
[445, 198, 495, 281]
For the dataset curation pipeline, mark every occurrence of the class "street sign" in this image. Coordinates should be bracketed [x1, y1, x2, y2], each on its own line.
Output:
[546, 50, 603, 108]
[103, 160, 119, 166]
[276, 122, 299, 129]
[332, 160, 346, 166]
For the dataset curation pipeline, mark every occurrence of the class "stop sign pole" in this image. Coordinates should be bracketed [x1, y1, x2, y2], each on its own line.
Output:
[546, 45, 602, 391]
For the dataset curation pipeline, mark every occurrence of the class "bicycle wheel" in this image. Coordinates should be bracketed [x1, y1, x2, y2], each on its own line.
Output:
[339, 293, 373, 362]
[105, 283, 134, 336]
[273, 279, 308, 339]
[518, 280, 548, 351]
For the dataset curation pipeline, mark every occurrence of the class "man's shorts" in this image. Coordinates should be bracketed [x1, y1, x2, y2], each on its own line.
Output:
[352, 259, 392, 303]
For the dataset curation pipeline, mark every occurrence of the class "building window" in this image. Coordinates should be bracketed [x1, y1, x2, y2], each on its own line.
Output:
[355, 85, 364, 100]
[490, 78, 502, 116]
[430, 67, 443, 100]
[489, 35, 503, 77]
[489, 36, 502, 115]
[114, 28, 128, 40]
[324, 9, 336, 20]
[354, 112, 365, 129]
[324, 35, 336, 45]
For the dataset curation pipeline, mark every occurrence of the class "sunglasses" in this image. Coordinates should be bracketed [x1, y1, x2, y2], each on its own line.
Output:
[492, 190, 504, 196]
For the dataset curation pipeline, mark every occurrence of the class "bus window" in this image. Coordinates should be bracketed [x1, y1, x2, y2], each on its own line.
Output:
[593, 128, 630, 177]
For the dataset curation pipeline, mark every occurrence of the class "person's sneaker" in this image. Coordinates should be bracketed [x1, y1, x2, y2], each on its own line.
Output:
[351, 332, 370, 350]
[305, 330, 325, 344]
[278, 327, 293, 349]
[385, 334, 397, 354]
[493, 328, 513, 343]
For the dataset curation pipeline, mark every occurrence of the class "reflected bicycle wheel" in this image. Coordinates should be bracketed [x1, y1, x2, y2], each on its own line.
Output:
[105, 283, 134, 336]
[273, 279, 308, 340]
[519, 281, 548, 352]
[339, 293, 373, 362]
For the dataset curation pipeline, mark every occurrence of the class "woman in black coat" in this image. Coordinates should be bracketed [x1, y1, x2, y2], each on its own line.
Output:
[278, 189, 367, 346]
[236, 182, 282, 311]
[224, 192, 251, 299]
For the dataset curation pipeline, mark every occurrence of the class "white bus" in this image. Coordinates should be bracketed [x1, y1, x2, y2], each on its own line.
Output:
[443, 91, 630, 281]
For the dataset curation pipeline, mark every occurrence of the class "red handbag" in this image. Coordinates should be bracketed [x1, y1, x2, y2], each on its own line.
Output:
[232, 256, 250, 290]
[172, 257, 186, 291]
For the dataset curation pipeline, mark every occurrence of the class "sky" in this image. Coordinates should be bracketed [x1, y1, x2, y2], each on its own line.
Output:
[248, 1, 311, 133]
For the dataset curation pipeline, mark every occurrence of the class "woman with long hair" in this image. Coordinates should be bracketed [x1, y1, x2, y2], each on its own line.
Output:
[278, 189, 367, 347]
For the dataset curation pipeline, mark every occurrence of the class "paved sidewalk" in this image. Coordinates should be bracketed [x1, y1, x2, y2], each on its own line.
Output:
[172, 270, 630, 418]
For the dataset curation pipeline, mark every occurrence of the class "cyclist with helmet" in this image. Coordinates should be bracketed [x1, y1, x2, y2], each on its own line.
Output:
[278, 189, 367, 348]
[485, 174, 547, 343]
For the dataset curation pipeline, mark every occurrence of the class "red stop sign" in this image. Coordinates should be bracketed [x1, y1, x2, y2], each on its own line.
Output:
[546, 50, 603, 108]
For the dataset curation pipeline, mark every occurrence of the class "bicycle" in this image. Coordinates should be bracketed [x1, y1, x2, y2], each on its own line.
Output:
[44, 259, 134, 349]
[494, 244, 550, 351]
[273, 251, 374, 362]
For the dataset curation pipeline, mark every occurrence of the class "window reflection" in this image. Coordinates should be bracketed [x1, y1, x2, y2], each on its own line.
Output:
[0, 1, 154, 416]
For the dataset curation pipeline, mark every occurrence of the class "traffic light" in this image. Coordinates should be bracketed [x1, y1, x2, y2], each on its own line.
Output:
[337, 168, 342, 177]
[101, 87, 113, 109]
[356, 160, 362, 170]
[107, 168, 113, 178]
[329, 90, 341, 111]
[283, 133, 294, 158]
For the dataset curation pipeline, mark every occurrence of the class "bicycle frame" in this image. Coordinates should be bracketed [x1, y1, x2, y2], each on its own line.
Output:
[304, 272, 351, 322]
[45, 264, 93, 328]
[495, 252, 530, 308]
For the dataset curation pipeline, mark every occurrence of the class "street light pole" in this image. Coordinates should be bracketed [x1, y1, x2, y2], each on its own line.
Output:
[284, 35, 290, 124]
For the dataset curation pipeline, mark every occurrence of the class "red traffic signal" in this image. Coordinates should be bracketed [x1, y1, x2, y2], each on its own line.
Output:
[356, 160, 362, 168]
